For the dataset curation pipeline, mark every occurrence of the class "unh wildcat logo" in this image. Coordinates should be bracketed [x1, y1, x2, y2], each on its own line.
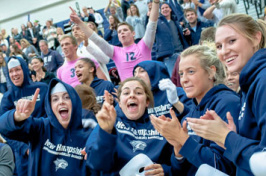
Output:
[54, 158, 68, 171]
[130, 140, 147, 152]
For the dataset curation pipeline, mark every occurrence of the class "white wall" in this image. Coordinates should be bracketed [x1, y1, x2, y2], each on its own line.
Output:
[0, 0, 107, 35]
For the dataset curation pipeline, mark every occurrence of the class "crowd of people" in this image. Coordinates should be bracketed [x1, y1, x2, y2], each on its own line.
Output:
[0, 0, 266, 175]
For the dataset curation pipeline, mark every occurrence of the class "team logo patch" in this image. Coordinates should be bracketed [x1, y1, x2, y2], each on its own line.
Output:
[130, 140, 147, 152]
[54, 158, 68, 171]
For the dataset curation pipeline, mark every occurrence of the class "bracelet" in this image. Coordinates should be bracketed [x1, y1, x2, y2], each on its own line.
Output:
[153, 0, 160, 4]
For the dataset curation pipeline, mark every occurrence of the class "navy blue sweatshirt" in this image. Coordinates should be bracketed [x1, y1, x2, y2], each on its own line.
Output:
[90, 77, 115, 105]
[0, 79, 91, 176]
[86, 110, 174, 175]
[172, 84, 240, 175]
[223, 49, 266, 175]
[41, 49, 64, 73]
[0, 56, 48, 176]
[133, 60, 192, 118]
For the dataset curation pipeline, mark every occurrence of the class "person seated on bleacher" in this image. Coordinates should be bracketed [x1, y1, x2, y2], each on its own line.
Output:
[70, 0, 160, 82]
[81, 6, 96, 23]
[104, 15, 122, 46]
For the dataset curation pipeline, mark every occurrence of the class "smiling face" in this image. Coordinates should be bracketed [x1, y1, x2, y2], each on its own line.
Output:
[215, 25, 257, 73]
[225, 70, 239, 92]
[130, 5, 137, 16]
[161, 3, 172, 19]
[185, 11, 197, 24]
[9, 65, 24, 87]
[119, 81, 149, 120]
[179, 54, 214, 103]
[51, 92, 72, 129]
[117, 25, 135, 47]
[75, 60, 94, 83]
[31, 58, 43, 72]
[134, 67, 151, 88]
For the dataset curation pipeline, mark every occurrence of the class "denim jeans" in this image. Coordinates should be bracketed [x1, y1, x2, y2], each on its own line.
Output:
[163, 52, 180, 77]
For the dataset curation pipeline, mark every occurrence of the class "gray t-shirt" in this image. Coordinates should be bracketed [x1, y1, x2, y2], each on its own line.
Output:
[0, 144, 15, 176]
[168, 20, 183, 52]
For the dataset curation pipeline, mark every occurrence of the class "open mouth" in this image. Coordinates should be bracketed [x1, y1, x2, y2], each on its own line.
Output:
[127, 102, 138, 112]
[76, 73, 82, 80]
[226, 56, 237, 64]
[59, 108, 69, 120]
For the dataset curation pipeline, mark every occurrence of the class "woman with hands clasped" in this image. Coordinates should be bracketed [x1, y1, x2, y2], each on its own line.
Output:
[0, 79, 92, 176]
[85, 77, 175, 175]
[185, 14, 266, 175]
[150, 45, 240, 175]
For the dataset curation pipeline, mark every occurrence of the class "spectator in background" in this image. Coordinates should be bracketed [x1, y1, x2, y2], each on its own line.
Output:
[0, 52, 9, 93]
[81, 6, 96, 23]
[0, 34, 9, 48]
[9, 44, 29, 64]
[192, 0, 212, 23]
[155, 2, 189, 76]
[126, 4, 146, 43]
[183, 8, 212, 45]
[31, 57, 55, 85]
[88, 6, 105, 36]
[39, 40, 64, 75]
[225, 69, 240, 93]
[33, 20, 42, 37]
[1, 29, 10, 45]
[43, 19, 57, 49]
[0, 135, 15, 176]
[1, 43, 11, 57]
[182, 0, 196, 9]
[104, 15, 122, 46]
[55, 27, 65, 56]
[9, 37, 21, 49]
[26, 21, 41, 51]
[12, 28, 22, 43]
[203, 0, 236, 25]
[20, 38, 39, 62]
[135, 0, 149, 17]
[20, 24, 28, 41]
[87, 22, 103, 37]
[104, 0, 124, 22]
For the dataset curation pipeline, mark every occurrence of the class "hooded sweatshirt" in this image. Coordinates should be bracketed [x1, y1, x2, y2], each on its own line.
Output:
[90, 77, 115, 105]
[172, 84, 240, 175]
[0, 56, 48, 176]
[41, 49, 64, 73]
[86, 110, 174, 175]
[223, 49, 266, 175]
[0, 79, 91, 176]
[133, 60, 192, 118]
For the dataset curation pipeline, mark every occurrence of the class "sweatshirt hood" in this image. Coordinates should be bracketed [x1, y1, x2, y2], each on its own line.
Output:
[133, 61, 170, 91]
[90, 77, 104, 87]
[45, 78, 83, 131]
[6, 56, 31, 89]
[239, 49, 266, 91]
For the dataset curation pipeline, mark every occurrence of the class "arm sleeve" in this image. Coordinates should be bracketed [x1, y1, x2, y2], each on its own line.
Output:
[0, 145, 15, 176]
[90, 32, 114, 59]
[142, 20, 158, 49]
[116, 7, 124, 21]
[55, 52, 64, 68]
[86, 40, 110, 64]
[224, 78, 266, 173]
[86, 125, 117, 172]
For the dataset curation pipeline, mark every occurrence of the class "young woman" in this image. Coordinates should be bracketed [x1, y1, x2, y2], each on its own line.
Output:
[126, 4, 146, 43]
[87, 21, 103, 38]
[31, 57, 55, 85]
[75, 58, 115, 105]
[150, 45, 240, 175]
[0, 79, 91, 176]
[185, 14, 266, 176]
[9, 44, 29, 64]
[85, 77, 175, 175]
[20, 38, 39, 62]
[104, 15, 121, 46]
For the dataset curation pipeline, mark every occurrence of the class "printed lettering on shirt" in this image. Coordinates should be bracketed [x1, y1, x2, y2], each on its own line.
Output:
[116, 121, 163, 140]
[70, 68, 75, 78]
[148, 104, 172, 116]
[43, 139, 83, 160]
[96, 95, 104, 104]
[14, 94, 41, 106]
[238, 102, 246, 120]
[126, 52, 136, 61]
[54, 158, 68, 171]
[130, 140, 147, 152]
[43, 56, 48, 66]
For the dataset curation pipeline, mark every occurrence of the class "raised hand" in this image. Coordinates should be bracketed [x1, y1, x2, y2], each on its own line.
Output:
[96, 90, 117, 134]
[14, 88, 40, 122]
[158, 78, 179, 105]
[69, 7, 83, 24]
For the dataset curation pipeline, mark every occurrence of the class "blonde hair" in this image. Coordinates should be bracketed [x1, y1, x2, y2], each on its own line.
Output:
[218, 13, 266, 49]
[181, 45, 225, 85]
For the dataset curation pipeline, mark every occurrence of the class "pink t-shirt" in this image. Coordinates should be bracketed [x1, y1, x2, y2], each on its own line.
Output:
[113, 39, 151, 81]
[57, 57, 99, 87]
